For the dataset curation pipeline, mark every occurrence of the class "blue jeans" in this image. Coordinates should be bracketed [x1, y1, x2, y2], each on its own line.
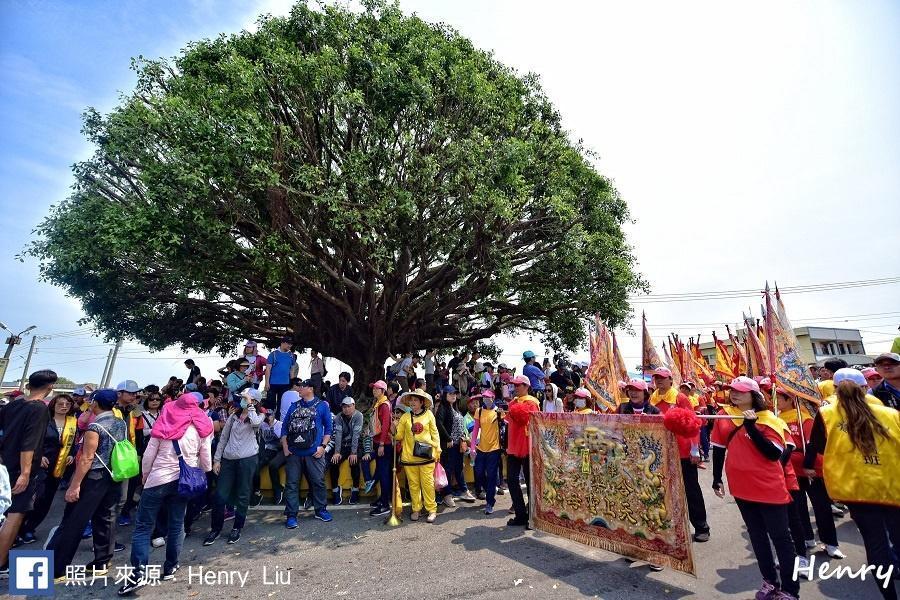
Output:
[131, 480, 187, 573]
[284, 453, 327, 517]
[440, 443, 468, 496]
[375, 444, 394, 507]
[474, 450, 501, 508]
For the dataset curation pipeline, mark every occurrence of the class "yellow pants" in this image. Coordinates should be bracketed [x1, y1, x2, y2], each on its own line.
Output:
[404, 463, 437, 513]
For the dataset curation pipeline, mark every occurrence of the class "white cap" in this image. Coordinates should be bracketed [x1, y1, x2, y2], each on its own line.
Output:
[116, 380, 140, 393]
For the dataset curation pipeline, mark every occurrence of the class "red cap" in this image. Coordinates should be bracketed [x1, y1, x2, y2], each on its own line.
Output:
[652, 367, 673, 378]
[623, 378, 648, 391]
[861, 367, 880, 380]
[728, 376, 760, 394]
[574, 387, 591, 399]
[511, 375, 531, 386]
[369, 380, 388, 391]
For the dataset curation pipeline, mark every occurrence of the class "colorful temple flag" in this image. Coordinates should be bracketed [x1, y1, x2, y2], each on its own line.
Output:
[641, 313, 664, 375]
[766, 286, 823, 406]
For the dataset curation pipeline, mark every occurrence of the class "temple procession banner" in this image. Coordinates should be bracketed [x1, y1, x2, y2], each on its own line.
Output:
[765, 285, 823, 406]
[529, 412, 696, 576]
[585, 316, 623, 410]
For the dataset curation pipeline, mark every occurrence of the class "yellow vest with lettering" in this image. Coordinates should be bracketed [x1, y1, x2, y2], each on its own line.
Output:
[52, 416, 78, 478]
[820, 401, 900, 507]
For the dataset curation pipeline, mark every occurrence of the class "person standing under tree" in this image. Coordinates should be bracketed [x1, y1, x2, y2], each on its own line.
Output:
[505, 375, 539, 527]
[264, 336, 296, 415]
[309, 350, 326, 397]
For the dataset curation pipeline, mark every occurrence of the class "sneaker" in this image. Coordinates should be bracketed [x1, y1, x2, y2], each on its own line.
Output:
[370, 505, 390, 517]
[459, 491, 476, 502]
[224, 508, 236, 521]
[303, 496, 313, 510]
[484, 505, 494, 515]
[805, 539, 818, 549]
[755, 580, 778, 600]
[114, 542, 126, 552]
[162, 565, 179, 581]
[476, 491, 486, 500]
[770, 592, 798, 600]
[507, 517, 528, 527]
[507, 506, 516, 514]
[410, 511, 420, 521]
[227, 528, 241, 544]
[117, 574, 147, 596]
[273, 491, 284, 505]
[364, 480, 376, 494]
[81, 522, 93, 539]
[0, 564, 8, 580]
[831, 503, 845, 516]
[333, 488, 343, 506]
[151, 537, 166, 548]
[314, 509, 333, 523]
[497, 485, 507, 496]
[349, 490, 359, 505]
[648, 564, 664, 572]
[796, 556, 812, 579]
[443, 495, 457, 508]
[825, 545, 845, 559]
[285, 517, 298, 529]
[118, 514, 132, 527]
[426, 512, 437, 523]
[20, 531, 37, 544]
[693, 531, 710, 543]
[251, 491, 263, 507]
[370, 500, 382, 508]
[203, 530, 221, 546]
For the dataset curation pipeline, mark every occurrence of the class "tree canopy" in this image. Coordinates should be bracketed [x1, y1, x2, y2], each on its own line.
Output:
[29, 1, 642, 384]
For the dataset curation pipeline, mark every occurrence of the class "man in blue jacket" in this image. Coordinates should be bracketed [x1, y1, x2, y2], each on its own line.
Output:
[522, 351, 546, 401]
[281, 379, 333, 528]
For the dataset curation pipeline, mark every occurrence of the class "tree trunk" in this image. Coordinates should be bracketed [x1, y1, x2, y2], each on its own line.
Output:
[346, 355, 388, 409]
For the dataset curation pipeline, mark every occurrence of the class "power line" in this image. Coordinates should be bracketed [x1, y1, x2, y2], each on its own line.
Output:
[629, 277, 900, 303]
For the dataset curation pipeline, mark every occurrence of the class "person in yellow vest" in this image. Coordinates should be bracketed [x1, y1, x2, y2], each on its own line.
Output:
[803, 369, 900, 600]
[391, 390, 440, 523]
[816, 358, 847, 400]
[114, 380, 145, 528]
[572, 388, 593, 414]
[469, 390, 503, 514]
[18, 394, 79, 544]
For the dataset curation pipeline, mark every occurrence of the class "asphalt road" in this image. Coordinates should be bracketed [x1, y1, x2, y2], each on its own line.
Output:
[6, 466, 888, 599]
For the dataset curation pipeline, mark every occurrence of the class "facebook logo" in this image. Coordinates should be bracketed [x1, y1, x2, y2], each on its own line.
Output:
[10, 549, 54, 596]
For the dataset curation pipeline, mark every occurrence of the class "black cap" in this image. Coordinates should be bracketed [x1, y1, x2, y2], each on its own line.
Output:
[300, 379, 315, 388]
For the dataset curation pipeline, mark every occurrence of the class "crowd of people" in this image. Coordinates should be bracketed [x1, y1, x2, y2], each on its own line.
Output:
[0, 341, 897, 599]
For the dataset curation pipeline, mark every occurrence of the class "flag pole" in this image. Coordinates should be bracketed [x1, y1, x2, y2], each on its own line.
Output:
[764, 283, 778, 416]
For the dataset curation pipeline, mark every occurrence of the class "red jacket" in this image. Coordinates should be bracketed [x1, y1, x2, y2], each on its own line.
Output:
[374, 398, 392, 446]
[652, 388, 698, 459]
[505, 396, 539, 458]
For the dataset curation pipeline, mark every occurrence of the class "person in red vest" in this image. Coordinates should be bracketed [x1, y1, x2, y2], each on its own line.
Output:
[649, 368, 709, 542]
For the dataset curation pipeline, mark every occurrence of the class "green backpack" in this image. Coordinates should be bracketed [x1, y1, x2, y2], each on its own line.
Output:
[93, 422, 140, 482]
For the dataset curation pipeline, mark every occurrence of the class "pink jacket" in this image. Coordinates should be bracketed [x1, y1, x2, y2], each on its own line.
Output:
[141, 424, 213, 489]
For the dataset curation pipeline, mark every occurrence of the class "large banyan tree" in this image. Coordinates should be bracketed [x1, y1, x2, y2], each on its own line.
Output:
[30, 1, 642, 387]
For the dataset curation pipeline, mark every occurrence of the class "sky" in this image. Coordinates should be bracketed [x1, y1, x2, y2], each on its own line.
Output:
[1, 0, 898, 387]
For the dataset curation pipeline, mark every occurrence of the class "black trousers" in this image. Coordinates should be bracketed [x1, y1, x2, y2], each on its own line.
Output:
[506, 454, 530, 521]
[22, 471, 61, 535]
[121, 474, 141, 515]
[847, 502, 900, 600]
[48, 470, 120, 578]
[329, 450, 361, 490]
[795, 476, 838, 546]
[735, 498, 799, 597]
[787, 490, 808, 556]
[680, 459, 709, 534]
[266, 383, 292, 415]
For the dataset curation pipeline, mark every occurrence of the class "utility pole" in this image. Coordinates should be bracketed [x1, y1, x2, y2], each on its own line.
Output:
[100, 346, 114, 388]
[102, 340, 122, 387]
[18, 336, 38, 390]
[0, 323, 36, 385]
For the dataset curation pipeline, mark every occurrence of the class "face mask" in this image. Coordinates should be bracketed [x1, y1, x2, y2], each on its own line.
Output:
[574, 398, 586, 409]
[483, 399, 495, 409]
[240, 398, 248, 409]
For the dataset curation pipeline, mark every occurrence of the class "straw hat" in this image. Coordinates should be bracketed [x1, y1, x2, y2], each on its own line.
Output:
[399, 389, 433, 409]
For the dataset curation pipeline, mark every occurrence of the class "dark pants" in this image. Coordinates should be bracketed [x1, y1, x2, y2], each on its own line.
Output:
[787, 490, 808, 556]
[506, 454, 530, 521]
[735, 498, 799, 597]
[49, 470, 119, 578]
[680, 459, 709, 534]
[285, 454, 327, 516]
[796, 476, 838, 546]
[22, 471, 60, 535]
[265, 383, 292, 415]
[329, 450, 361, 491]
[440, 443, 467, 495]
[847, 502, 900, 600]
[131, 481, 187, 573]
[255, 448, 285, 498]
[375, 445, 395, 507]
[184, 471, 217, 532]
[361, 453, 375, 484]
[700, 426, 710, 459]
[474, 450, 501, 508]
[211, 456, 256, 531]
[425, 373, 435, 393]
[311, 373, 324, 397]
[121, 474, 141, 515]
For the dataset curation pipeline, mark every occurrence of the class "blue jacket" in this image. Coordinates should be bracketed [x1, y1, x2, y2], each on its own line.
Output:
[523, 363, 546, 391]
[282, 398, 333, 457]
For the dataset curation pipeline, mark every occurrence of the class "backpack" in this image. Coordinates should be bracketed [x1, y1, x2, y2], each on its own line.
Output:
[92, 422, 140, 482]
[286, 402, 319, 450]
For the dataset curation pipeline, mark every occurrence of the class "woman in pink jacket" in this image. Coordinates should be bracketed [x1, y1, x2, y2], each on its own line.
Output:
[118, 393, 213, 594]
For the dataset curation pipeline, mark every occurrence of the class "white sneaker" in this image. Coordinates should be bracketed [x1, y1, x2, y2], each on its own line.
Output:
[796, 556, 812, 579]
[443, 495, 456, 508]
[825, 545, 845, 559]
[151, 537, 166, 548]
